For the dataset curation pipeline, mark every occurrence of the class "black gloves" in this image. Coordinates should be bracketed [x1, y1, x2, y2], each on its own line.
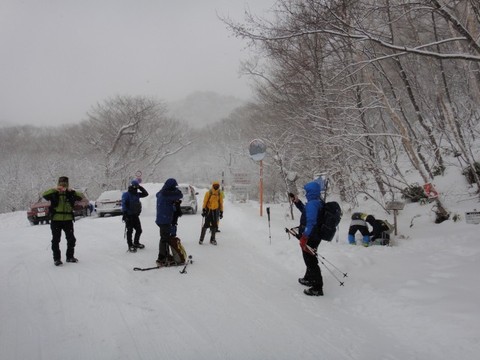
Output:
[219, 211, 223, 219]
[122, 213, 127, 222]
[202, 208, 207, 217]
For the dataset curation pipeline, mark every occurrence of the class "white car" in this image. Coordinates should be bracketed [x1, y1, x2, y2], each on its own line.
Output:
[95, 190, 124, 217]
[177, 184, 198, 214]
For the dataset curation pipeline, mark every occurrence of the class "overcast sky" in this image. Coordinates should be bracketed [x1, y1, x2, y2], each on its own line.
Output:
[0, 0, 275, 127]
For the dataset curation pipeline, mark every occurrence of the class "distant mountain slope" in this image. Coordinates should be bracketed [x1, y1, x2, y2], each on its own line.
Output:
[168, 91, 245, 128]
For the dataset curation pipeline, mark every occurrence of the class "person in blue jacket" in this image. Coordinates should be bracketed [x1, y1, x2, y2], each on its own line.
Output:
[155, 178, 183, 265]
[122, 179, 149, 252]
[297, 181, 324, 296]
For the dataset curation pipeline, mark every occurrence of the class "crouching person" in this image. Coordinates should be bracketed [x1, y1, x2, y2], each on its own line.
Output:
[347, 212, 370, 246]
[366, 215, 392, 245]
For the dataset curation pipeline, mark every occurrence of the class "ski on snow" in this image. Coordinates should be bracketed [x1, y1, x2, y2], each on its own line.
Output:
[133, 255, 193, 274]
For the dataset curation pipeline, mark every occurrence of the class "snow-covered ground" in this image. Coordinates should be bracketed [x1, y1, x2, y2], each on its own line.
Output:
[1, 182, 479, 360]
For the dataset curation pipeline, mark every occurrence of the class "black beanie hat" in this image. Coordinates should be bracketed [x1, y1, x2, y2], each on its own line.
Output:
[58, 176, 69, 186]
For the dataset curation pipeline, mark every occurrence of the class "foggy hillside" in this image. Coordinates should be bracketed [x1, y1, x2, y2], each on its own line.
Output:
[168, 91, 246, 127]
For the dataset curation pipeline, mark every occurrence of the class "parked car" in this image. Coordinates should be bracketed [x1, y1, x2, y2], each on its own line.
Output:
[95, 190, 124, 217]
[178, 184, 198, 214]
[27, 190, 92, 225]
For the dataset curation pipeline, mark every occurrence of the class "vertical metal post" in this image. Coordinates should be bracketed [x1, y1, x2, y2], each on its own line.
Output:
[394, 210, 398, 235]
[259, 160, 263, 217]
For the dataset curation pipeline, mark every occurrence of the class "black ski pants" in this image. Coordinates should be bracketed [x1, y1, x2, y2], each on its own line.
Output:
[302, 235, 323, 290]
[50, 220, 76, 261]
[158, 224, 172, 260]
[203, 209, 219, 231]
[125, 215, 142, 246]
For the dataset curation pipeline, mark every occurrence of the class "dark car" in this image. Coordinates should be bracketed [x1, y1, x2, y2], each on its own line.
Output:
[27, 191, 92, 225]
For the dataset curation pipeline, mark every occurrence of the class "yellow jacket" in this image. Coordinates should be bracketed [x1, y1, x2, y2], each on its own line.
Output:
[203, 182, 223, 211]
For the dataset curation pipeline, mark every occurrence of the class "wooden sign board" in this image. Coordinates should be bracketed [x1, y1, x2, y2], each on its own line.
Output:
[386, 201, 405, 211]
[466, 211, 480, 224]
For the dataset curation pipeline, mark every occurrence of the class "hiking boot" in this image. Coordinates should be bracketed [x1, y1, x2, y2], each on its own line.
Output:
[210, 239, 217, 245]
[298, 278, 314, 287]
[66, 257, 78, 263]
[199, 239, 203, 245]
[54, 259, 63, 266]
[128, 246, 137, 253]
[304, 287, 324, 296]
[133, 243, 145, 249]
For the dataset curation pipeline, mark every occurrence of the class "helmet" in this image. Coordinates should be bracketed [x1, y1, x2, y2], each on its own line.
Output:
[131, 179, 140, 187]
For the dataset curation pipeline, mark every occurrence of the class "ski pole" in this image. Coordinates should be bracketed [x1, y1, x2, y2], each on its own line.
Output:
[318, 259, 346, 286]
[285, 227, 300, 239]
[266, 207, 271, 244]
[179, 255, 193, 274]
[302, 243, 348, 278]
[316, 252, 348, 278]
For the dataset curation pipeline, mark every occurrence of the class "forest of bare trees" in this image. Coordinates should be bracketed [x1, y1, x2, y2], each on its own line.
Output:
[222, 0, 480, 222]
[1, 0, 480, 224]
[0, 95, 193, 213]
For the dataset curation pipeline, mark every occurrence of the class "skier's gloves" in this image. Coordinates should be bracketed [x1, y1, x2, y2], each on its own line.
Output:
[202, 208, 207, 217]
[299, 234, 308, 251]
[219, 211, 223, 219]
[122, 213, 127, 222]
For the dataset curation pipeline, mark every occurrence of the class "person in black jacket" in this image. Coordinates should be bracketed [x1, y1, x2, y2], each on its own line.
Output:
[155, 178, 183, 265]
[121, 180, 149, 252]
[42, 176, 84, 266]
[366, 215, 391, 245]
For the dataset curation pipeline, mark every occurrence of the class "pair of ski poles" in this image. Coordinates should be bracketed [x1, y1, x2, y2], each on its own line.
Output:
[285, 227, 348, 286]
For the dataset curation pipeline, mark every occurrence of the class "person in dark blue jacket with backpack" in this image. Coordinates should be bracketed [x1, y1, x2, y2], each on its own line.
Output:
[297, 181, 324, 296]
[122, 179, 148, 252]
[155, 178, 183, 265]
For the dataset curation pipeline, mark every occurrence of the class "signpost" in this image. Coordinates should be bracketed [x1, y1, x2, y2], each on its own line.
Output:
[465, 210, 480, 224]
[386, 201, 405, 235]
[249, 139, 267, 217]
[135, 170, 143, 184]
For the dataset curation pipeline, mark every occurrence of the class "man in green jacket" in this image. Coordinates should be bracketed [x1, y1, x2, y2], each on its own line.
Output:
[42, 176, 84, 266]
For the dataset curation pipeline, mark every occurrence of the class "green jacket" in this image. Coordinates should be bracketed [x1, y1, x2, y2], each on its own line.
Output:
[42, 188, 84, 221]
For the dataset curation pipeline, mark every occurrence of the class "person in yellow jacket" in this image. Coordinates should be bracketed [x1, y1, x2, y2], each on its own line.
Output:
[42, 176, 84, 266]
[199, 181, 223, 245]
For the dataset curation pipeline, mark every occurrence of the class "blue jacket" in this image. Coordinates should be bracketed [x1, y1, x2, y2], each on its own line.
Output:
[293, 199, 306, 235]
[155, 178, 183, 226]
[303, 181, 324, 237]
[122, 185, 148, 216]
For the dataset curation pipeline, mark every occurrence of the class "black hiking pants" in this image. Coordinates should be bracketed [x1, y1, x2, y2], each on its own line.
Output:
[302, 235, 323, 290]
[125, 215, 142, 245]
[203, 209, 219, 232]
[158, 224, 172, 260]
[50, 220, 76, 261]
